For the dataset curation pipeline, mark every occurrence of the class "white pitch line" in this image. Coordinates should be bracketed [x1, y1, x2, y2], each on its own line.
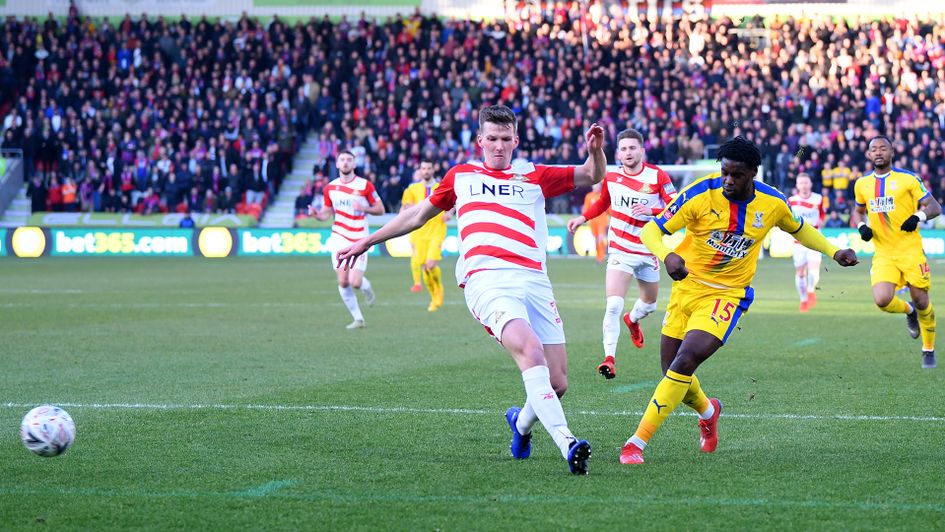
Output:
[2, 402, 943, 423]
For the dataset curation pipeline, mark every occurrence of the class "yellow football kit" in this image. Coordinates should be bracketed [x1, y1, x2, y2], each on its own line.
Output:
[654, 176, 805, 343]
[401, 181, 447, 309]
[854, 169, 932, 291]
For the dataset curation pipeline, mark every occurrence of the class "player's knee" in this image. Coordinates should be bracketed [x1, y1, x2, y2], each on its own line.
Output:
[604, 296, 623, 316]
[669, 350, 702, 375]
[874, 293, 893, 308]
[338, 280, 350, 289]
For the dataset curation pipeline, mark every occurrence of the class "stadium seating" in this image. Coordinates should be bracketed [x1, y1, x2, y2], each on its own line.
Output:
[1, 5, 944, 220]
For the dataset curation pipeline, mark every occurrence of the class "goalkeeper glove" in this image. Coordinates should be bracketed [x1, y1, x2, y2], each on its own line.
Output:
[857, 222, 873, 241]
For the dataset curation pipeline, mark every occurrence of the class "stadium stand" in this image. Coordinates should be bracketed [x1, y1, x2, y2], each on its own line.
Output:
[1, 4, 944, 222]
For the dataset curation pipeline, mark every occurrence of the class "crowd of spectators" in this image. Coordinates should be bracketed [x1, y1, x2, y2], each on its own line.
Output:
[3, 4, 300, 217]
[3, 3, 945, 222]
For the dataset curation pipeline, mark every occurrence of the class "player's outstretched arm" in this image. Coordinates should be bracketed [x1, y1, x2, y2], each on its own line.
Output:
[793, 222, 858, 267]
[336, 198, 442, 270]
[640, 221, 688, 280]
[573, 123, 607, 188]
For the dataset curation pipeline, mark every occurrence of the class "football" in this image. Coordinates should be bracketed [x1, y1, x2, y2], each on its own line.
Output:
[20, 405, 76, 457]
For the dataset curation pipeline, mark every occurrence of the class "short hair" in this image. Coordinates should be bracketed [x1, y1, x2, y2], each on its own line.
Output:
[796, 172, 812, 182]
[868, 135, 892, 148]
[717, 136, 761, 168]
[420, 159, 434, 167]
[337, 150, 355, 159]
[479, 105, 517, 134]
[616, 129, 644, 145]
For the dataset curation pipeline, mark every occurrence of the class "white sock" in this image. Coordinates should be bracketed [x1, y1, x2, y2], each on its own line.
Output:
[627, 435, 647, 449]
[699, 400, 715, 420]
[360, 277, 373, 295]
[602, 296, 623, 358]
[521, 365, 575, 458]
[807, 267, 819, 293]
[628, 298, 657, 323]
[795, 275, 808, 302]
[338, 285, 363, 321]
[516, 402, 537, 435]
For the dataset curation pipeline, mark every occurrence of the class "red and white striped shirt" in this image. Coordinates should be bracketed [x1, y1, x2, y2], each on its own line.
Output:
[429, 160, 574, 285]
[583, 164, 676, 257]
[788, 192, 825, 229]
[324, 176, 381, 249]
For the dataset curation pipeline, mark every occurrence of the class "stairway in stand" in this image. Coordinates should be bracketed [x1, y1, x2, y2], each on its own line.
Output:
[0, 187, 31, 228]
[259, 134, 319, 229]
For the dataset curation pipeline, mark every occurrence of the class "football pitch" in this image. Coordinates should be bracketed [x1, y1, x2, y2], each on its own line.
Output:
[1, 256, 943, 530]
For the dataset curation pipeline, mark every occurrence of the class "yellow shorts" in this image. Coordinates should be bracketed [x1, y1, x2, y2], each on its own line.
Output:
[870, 253, 931, 291]
[662, 277, 755, 344]
[413, 236, 444, 263]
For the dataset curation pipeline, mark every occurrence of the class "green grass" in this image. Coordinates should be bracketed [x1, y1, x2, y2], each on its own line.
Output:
[0, 256, 943, 530]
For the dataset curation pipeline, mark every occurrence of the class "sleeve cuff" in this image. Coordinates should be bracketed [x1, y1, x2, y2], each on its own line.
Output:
[654, 217, 671, 235]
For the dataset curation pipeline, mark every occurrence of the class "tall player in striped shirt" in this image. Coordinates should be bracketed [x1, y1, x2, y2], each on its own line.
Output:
[337, 105, 607, 474]
[311, 150, 386, 329]
[788, 173, 826, 312]
[568, 129, 676, 379]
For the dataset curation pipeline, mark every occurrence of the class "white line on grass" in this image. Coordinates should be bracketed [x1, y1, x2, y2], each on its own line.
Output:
[2, 402, 943, 423]
[0, 486, 941, 513]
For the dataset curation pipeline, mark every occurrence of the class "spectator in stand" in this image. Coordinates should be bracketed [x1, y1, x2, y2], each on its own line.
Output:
[27, 175, 46, 213]
[295, 180, 314, 217]
[824, 210, 847, 229]
[216, 186, 237, 214]
[46, 175, 63, 212]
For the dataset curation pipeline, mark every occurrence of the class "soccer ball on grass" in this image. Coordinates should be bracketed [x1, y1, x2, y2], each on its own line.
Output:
[20, 405, 75, 457]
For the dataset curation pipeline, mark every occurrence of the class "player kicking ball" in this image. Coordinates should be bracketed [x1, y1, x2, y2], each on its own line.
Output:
[619, 137, 858, 464]
[567, 129, 676, 379]
[337, 105, 607, 474]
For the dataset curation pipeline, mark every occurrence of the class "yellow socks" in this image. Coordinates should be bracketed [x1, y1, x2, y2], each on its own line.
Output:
[879, 298, 910, 314]
[682, 374, 710, 416]
[918, 303, 936, 351]
[429, 266, 443, 305]
[423, 266, 444, 310]
[632, 370, 692, 444]
[410, 254, 422, 287]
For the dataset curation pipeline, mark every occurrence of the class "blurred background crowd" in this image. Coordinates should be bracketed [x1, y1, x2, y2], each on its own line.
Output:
[2, 2, 945, 222]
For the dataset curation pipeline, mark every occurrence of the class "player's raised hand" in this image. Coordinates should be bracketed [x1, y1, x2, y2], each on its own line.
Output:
[566, 216, 586, 233]
[664, 252, 689, 281]
[585, 123, 604, 152]
[336, 239, 370, 270]
[832, 248, 859, 267]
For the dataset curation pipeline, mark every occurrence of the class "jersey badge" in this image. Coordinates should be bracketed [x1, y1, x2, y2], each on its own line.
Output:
[752, 211, 764, 228]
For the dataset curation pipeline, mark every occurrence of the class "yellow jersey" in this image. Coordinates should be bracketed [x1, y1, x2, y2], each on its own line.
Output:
[854, 168, 931, 258]
[655, 175, 804, 289]
[831, 166, 854, 190]
[402, 181, 447, 238]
